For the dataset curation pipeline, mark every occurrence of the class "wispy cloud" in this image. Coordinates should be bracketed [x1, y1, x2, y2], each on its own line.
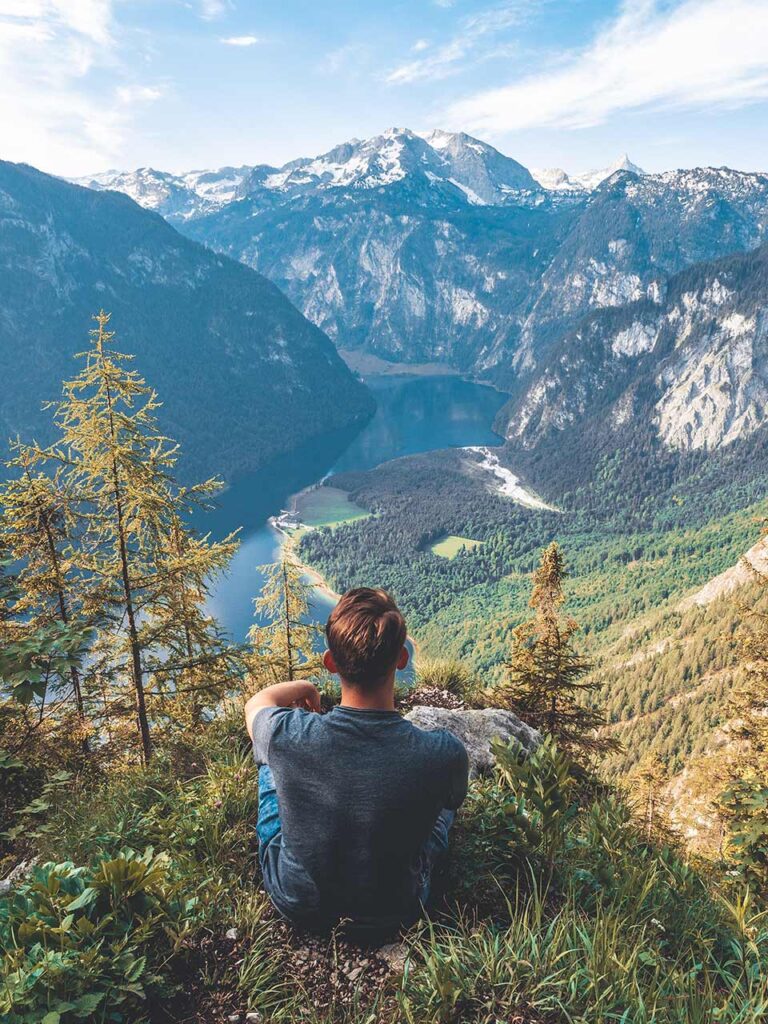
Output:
[385, 1, 533, 85]
[116, 83, 164, 104]
[197, 0, 229, 20]
[220, 34, 259, 47]
[321, 42, 372, 76]
[0, 1, 117, 173]
[0, 1, 166, 175]
[445, 0, 768, 135]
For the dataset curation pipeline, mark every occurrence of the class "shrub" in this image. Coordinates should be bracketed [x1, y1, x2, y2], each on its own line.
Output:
[0, 848, 188, 1023]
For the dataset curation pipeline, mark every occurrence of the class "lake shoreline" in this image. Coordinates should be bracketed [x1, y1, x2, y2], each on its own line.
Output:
[275, 511, 423, 660]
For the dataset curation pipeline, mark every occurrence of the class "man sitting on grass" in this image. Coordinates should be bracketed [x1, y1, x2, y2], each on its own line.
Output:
[245, 587, 469, 937]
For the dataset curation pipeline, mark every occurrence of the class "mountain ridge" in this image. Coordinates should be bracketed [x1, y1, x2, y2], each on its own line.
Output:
[0, 159, 374, 481]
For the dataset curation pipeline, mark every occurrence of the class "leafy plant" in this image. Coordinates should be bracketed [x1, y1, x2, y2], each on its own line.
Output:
[492, 735, 578, 871]
[0, 848, 186, 1023]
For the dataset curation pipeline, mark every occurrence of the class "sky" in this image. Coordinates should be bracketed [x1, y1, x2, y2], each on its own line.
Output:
[2, 0, 768, 178]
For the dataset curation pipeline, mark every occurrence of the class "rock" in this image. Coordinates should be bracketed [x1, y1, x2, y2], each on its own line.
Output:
[346, 966, 363, 983]
[405, 707, 540, 777]
[225, 926, 238, 941]
[0, 858, 37, 896]
[245, 1013, 263, 1023]
[377, 942, 408, 973]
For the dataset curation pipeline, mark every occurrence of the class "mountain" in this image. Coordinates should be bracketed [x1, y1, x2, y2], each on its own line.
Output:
[77, 129, 576, 371]
[498, 166, 768, 388]
[503, 239, 768, 458]
[73, 165, 252, 221]
[80, 133, 768, 403]
[0, 160, 373, 480]
[530, 154, 645, 192]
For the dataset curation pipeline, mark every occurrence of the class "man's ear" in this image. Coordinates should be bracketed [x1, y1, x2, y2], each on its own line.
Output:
[323, 649, 338, 674]
[397, 646, 410, 671]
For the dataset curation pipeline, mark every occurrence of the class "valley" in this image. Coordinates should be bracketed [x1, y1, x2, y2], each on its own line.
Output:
[6, 126, 768, 785]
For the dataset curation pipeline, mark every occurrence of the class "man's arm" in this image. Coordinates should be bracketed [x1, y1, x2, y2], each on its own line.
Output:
[244, 679, 321, 741]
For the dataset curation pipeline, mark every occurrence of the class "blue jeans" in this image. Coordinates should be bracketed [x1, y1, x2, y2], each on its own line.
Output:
[257, 764, 454, 908]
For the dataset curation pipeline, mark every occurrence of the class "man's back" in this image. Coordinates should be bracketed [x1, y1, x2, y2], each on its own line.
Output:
[252, 704, 468, 931]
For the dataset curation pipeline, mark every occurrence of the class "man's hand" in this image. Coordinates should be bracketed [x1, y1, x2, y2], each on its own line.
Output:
[244, 679, 321, 739]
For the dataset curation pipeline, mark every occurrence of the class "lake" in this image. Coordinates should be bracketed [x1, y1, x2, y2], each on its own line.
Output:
[202, 374, 508, 662]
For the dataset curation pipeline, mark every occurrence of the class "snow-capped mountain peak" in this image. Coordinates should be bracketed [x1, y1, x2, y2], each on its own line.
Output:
[531, 154, 645, 192]
[76, 127, 539, 214]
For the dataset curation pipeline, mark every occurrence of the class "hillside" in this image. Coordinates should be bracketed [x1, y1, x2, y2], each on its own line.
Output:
[0, 161, 373, 480]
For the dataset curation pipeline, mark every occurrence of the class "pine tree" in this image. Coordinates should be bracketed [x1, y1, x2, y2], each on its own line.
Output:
[248, 553, 321, 685]
[630, 752, 669, 842]
[493, 542, 617, 763]
[720, 528, 768, 883]
[0, 441, 90, 747]
[49, 311, 239, 762]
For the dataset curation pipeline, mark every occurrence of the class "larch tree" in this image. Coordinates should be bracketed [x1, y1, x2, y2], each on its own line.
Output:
[494, 542, 618, 764]
[142, 511, 241, 729]
[49, 311, 239, 763]
[248, 553, 322, 686]
[0, 441, 92, 748]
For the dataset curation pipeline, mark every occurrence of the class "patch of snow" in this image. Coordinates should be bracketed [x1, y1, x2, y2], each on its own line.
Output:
[447, 177, 487, 206]
[464, 447, 557, 511]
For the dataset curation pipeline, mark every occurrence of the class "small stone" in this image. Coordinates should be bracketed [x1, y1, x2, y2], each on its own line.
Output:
[378, 942, 408, 973]
[225, 927, 238, 940]
[226, 1015, 240, 1023]
[346, 966, 363, 983]
[245, 1013, 263, 1023]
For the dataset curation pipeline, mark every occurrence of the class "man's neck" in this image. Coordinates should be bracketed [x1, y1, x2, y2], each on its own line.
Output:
[340, 676, 396, 711]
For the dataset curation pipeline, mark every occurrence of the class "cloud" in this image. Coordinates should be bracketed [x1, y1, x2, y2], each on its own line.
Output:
[412, 39, 430, 52]
[444, 0, 768, 136]
[116, 84, 164, 104]
[321, 42, 372, 76]
[220, 34, 259, 46]
[0, 1, 167, 175]
[0, 1, 117, 174]
[385, 1, 532, 85]
[198, 0, 229, 20]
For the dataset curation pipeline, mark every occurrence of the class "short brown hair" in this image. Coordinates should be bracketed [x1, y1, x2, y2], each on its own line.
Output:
[326, 588, 407, 688]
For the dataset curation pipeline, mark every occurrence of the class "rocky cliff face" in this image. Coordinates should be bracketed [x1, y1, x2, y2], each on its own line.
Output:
[79, 132, 768, 458]
[0, 161, 373, 481]
[503, 242, 768, 455]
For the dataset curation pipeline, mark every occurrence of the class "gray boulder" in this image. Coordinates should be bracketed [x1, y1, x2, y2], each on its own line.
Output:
[405, 707, 540, 777]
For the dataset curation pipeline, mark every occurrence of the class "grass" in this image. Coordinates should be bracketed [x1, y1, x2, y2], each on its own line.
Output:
[3, 710, 768, 1023]
[430, 534, 484, 560]
[296, 486, 371, 529]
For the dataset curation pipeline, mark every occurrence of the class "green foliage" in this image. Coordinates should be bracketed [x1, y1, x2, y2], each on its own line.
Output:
[248, 554, 322, 685]
[721, 778, 768, 889]
[298, 443, 768, 773]
[413, 658, 480, 702]
[490, 542, 617, 763]
[492, 736, 577, 868]
[0, 849, 184, 1024]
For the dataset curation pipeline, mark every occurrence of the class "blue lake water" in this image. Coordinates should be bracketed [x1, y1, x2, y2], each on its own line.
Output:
[201, 374, 507, 671]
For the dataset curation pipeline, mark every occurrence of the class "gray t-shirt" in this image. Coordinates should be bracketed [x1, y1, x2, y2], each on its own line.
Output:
[252, 704, 469, 930]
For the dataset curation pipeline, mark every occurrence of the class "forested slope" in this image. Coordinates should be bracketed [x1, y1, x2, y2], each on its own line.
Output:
[0, 161, 373, 481]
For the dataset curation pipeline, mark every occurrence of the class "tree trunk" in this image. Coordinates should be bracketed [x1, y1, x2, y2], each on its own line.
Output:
[34, 477, 89, 752]
[283, 560, 294, 681]
[99, 327, 153, 764]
